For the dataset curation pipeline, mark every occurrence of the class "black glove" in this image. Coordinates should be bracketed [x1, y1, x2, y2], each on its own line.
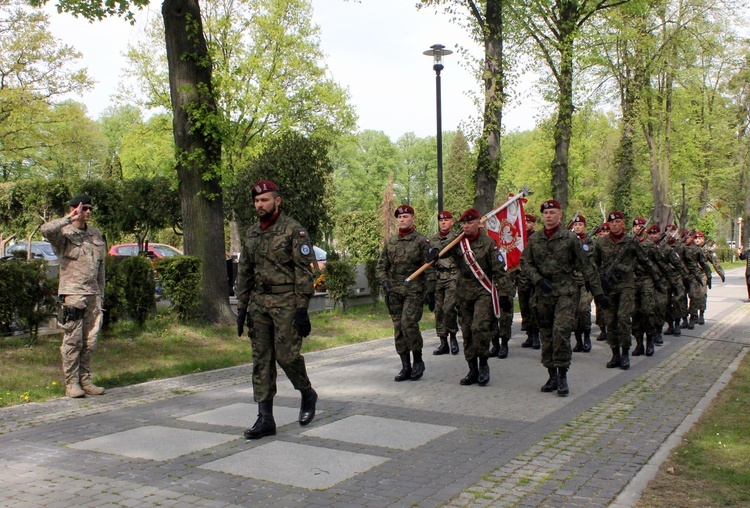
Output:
[294, 308, 312, 338]
[584, 281, 592, 293]
[654, 280, 664, 293]
[683, 278, 691, 291]
[601, 277, 611, 291]
[237, 308, 247, 337]
[707, 277, 712, 290]
[425, 292, 436, 311]
[536, 278, 553, 294]
[499, 296, 512, 313]
[720, 274, 725, 283]
[426, 247, 440, 264]
[381, 279, 392, 296]
[594, 294, 611, 310]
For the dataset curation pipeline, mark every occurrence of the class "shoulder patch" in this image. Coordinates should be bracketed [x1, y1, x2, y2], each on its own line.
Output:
[582, 244, 590, 252]
[425, 238, 430, 243]
[299, 231, 307, 237]
[498, 253, 505, 264]
[301, 244, 310, 256]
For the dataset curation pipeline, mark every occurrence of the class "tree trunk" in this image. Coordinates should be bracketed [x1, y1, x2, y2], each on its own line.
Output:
[473, 0, 503, 214]
[551, 37, 574, 212]
[163, 0, 233, 322]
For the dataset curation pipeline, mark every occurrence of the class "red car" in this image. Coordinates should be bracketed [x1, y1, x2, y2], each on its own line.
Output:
[109, 243, 183, 259]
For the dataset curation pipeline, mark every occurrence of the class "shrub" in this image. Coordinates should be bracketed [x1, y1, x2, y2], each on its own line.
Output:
[364, 258, 379, 306]
[0, 258, 56, 341]
[156, 256, 202, 321]
[323, 258, 356, 312]
[120, 255, 155, 326]
[103, 255, 126, 330]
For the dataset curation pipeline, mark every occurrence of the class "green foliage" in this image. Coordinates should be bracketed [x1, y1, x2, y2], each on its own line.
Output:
[155, 256, 202, 321]
[227, 132, 333, 242]
[335, 210, 382, 264]
[444, 130, 476, 217]
[323, 258, 356, 312]
[119, 255, 155, 326]
[0, 178, 70, 237]
[364, 258, 379, 305]
[0, 258, 56, 341]
[103, 255, 126, 330]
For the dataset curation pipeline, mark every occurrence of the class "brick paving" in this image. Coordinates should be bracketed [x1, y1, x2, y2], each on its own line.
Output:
[1, 270, 748, 507]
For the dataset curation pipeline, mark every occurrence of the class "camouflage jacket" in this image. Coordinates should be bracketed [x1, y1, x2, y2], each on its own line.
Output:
[572, 233, 596, 287]
[683, 243, 712, 280]
[659, 242, 690, 283]
[521, 226, 603, 297]
[636, 237, 673, 285]
[429, 230, 460, 287]
[41, 216, 106, 296]
[236, 212, 316, 311]
[702, 246, 725, 280]
[670, 240, 703, 283]
[448, 231, 513, 301]
[376, 229, 436, 295]
[592, 233, 658, 290]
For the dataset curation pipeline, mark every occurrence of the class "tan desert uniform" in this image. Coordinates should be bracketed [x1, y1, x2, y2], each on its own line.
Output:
[41, 216, 106, 393]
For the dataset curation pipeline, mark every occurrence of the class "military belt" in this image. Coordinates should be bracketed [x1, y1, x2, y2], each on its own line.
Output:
[256, 283, 295, 294]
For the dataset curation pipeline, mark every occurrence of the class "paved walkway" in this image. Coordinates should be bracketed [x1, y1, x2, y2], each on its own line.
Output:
[1, 269, 749, 507]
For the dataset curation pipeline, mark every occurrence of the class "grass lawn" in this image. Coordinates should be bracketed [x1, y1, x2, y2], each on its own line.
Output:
[0, 302, 427, 407]
[637, 352, 750, 507]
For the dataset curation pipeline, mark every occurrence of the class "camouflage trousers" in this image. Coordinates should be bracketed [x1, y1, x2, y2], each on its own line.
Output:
[604, 286, 635, 349]
[457, 291, 494, 361]
[632, 279, 656, 337]
[668, 280, 687, 322]
[575, 286, 593, 333]
[652, 280, 669, 327]
[250, 304, 311, 403]
[434, 279, 458, 337]
[517, 283, 536, 331]
[496, 287, 516, 339]
[389, 288, 425, 354]
[533, 286, 579, 369]
[687, 276, 705, 315]
[60, 294, 102, 386]
[696, 273, 709, 312]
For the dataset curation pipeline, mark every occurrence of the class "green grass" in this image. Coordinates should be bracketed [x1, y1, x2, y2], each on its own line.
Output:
[0, 302, 411, 407]
[637, 353, 750, 507]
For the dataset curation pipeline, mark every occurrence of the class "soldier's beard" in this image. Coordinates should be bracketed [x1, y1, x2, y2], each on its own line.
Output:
[257, 204, 277, 219]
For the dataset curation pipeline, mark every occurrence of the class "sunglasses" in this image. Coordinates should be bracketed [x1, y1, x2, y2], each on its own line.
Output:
[82, 205, 93, 211]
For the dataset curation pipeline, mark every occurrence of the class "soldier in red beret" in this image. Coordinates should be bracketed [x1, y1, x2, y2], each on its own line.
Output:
[570, 213, 595, 353]
[693, 232, 724, 325]
[681, 230, 712, 328]
[665, 224, 696, 332]
[430, 211, 460, 355]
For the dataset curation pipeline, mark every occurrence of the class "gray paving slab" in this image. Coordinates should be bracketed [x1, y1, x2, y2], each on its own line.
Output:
[0, 267, 748, 507]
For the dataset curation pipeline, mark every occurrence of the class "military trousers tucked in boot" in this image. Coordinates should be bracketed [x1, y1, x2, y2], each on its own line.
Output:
[632, 333, 645, 356]
[394, 352, 411, 382]
[411, 351, 425, 380]
[541, 367, 558, 393]
[245, 400, 276, 440]
[606, 347, 622, 368]
[460, 357, 479, 385]
[572, 331, 584, 352]
[477, 357, 490, 386]
[433, 336, 449, 355]
[299, 387, 317, 426]
[557, 367, 569, 397]
[449, 333, 459, 355]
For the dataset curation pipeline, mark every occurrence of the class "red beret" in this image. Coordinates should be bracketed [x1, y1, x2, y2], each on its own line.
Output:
[681, 230, 692, 238]
[632, 217, 647, 226]
[252, 180, 279, 198]
[525, 214, 537, 223]
[540, 199, 561, 213]
[600, 222, 611, 231]
[665, 224, 678, 231]
[459, 208, 481, 222]
[438, 211, 453, 220]
[608, 211, 625, 221]
[572, 213, 586, 225]
[694, 231, 704, 238]
[647, 225, 661, 234]
[395, 204, 415, 217]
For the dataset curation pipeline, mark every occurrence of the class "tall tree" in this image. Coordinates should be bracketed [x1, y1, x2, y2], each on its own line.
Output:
[443, 130, 475, 216]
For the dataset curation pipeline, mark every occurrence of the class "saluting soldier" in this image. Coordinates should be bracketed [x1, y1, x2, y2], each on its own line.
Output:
[430, 211, 460, 356]
[236, 180, 319, 440]
[591, 211, 659, 370]
[518, 214, 540, 350]
[521, 200, 608, 397]
[41, 194, 107, 398]
[377, 205, 436, 382]
[693, 232, 724, 325]
[570, 214, 595, 353]
[444, 208, 513, 386]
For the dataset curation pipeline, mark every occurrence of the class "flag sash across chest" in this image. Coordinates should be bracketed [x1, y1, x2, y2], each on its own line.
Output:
[459, 236, 501, 318]
[485, 194, 527, 271]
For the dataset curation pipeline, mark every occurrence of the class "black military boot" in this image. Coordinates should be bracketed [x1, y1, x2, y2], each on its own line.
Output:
[582, 330, 592, 353]
[632, 333, 645, 356]
[498, 337, 509, 359]
[299, 387, 317, 426]
[645, 333, 655, 357]
[606, 347, 622, 368]
[664, 321, 675, 335]
[244, 400, 276, 440]
[680, 317, 689, 329]
[460, 357, 479, 385]
[433, 336, 449, 355]
[654, 326, 664, 345]
[411, 351, 425, 380]
[557, 367, 569, 397]
[698, 311, 705, 325]
[688, 315, 696, 330]
[674, 321, 682, 336]
[477, 357, 490, 386]
[572, 331, 584, 352]
[597, 326, 607, 341]
[449, 333, 460, 355]
[532, 329, 541, 350]
[521, 330, 534, 348]
[620, 347, 631, 370]
[394, 352, 411, 382]
[541, 368, 558, 393]
[488, 336, 501, 357]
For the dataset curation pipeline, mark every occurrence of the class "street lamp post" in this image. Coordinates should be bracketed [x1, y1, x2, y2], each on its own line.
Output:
[423, 44, 452, 213]
[739, 217, 743, 251]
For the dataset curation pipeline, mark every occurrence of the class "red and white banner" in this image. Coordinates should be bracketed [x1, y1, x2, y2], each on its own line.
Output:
[485, 194, 527, 271]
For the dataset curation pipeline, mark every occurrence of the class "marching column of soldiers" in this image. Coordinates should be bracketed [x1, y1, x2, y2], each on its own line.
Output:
[378, 201, 725, 397]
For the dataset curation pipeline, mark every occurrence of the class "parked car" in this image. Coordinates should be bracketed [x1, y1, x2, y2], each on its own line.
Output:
[109, 243, 183, 259]
[4, 241, 60, 279]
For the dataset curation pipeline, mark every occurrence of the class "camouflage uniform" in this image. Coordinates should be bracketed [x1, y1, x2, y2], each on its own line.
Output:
[517, 231, 539, 348]
[633, 237, 672, 355]
[41, 215, 106, 394]
[682, 242, 711, 326]
[668, 238, 700, 328]
[698, 244, 725, 324]
[659, 239, 689, 335]
[236, 212, 317, 403]
[521, 227, 603, 371]
[572, 233, 595, 351]
[376, 229, 436, 355]
[740, 249, 750, 299]
[429, 230, 459, 351]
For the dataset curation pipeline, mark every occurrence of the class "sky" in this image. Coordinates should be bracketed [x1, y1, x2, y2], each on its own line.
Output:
[45, 0, 544, 141]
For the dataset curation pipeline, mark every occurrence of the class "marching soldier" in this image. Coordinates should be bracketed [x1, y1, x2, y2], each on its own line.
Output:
[430, 211, 460, 356]
[665, 225, 697, 331]
[694, 232, 725, 325]
[236, 180, 319, 439]
[647, 225, 680, 345]
[571, 214, 595, 353]
[518, 214, 540, 350]
[681, 232, 712, 328]
[521, 200, 608, 396]
[377, 205, 436, 382]
[41, 194, 107, 398]
[595, 222, 611, 342]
